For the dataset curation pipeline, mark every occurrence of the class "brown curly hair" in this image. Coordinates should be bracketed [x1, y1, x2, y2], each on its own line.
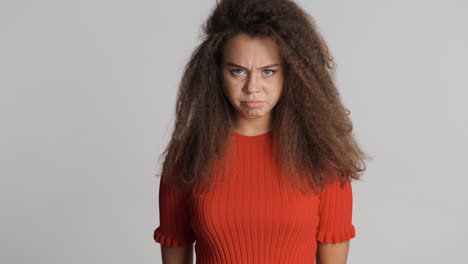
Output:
[156, 0, 373, 195]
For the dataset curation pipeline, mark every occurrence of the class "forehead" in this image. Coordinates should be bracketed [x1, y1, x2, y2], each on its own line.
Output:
[222, 33, 282, 63]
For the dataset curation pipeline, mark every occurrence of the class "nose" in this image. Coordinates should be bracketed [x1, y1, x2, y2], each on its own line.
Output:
[244, 73, 260, 93]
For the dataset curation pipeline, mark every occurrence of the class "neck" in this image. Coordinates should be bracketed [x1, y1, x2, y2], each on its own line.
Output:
[232, 112, 272, 136]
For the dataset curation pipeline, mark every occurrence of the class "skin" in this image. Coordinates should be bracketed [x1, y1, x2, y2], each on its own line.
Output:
[221, 33, 284, 136]
[316, 241, 351, 264]
[160, 245, 193, 264]
[160, 33, 350, 263]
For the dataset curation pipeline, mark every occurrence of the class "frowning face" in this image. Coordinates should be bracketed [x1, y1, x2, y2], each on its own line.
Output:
[221, 33, 285, 125]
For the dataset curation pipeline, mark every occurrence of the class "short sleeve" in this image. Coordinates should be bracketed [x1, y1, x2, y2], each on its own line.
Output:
[153, 177, 196, 247]
[316, 175, 356, 243]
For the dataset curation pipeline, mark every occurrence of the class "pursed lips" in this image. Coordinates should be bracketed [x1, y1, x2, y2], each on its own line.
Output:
[242, 101, 264, 109]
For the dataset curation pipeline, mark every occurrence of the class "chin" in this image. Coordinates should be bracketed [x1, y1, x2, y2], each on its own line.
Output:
[243, 111, 267, 119]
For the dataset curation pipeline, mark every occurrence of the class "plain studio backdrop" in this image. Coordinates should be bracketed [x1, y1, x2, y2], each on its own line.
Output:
[1, 0, 467, 263]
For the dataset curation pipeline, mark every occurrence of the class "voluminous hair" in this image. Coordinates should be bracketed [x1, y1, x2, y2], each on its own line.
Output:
[157, 0, 373, 195]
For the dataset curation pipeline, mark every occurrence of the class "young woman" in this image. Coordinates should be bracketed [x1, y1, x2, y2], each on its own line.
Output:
[153, 0, 371, 263]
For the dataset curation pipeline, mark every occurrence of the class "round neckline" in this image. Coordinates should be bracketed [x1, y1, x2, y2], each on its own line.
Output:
[232, 130, 273, 142]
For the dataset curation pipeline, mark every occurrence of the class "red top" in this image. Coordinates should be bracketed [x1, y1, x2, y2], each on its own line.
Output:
[153, 130, 356, 263]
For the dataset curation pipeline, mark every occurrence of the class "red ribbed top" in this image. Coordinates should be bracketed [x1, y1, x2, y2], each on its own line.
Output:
[153, 130, 356, 263]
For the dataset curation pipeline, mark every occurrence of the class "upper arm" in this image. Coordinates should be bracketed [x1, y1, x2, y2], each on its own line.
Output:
[161, 244, 194, 264]
[316, 240, 350, 264]
[315, 172, 356, 263]
[315, 172, 356, 244]
[153, 177, 196, 248]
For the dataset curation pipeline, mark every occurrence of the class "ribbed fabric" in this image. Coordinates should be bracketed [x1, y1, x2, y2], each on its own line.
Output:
[154, 130, 356, 263]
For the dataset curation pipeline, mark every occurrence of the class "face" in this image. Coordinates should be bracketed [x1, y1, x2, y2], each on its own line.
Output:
[220, 33, 284, 127]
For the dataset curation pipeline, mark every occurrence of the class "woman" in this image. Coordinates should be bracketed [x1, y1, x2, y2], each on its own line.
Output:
[153, 0, 371, 263]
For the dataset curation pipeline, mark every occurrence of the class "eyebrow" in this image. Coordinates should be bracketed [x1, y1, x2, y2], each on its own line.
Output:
[225, 62, 282, 70]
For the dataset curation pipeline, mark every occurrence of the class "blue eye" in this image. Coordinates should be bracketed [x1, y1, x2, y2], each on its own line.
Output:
[263, 69, 276, 76]
[230, 68, 276, 76]
[231, 69, 245, 75]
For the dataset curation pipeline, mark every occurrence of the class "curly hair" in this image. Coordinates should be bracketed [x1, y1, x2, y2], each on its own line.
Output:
[157, 0, 373, 195]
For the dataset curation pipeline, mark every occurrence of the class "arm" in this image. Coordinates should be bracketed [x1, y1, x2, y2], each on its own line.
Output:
[161, 244, 194, 264]
[153, 178, 197, 263]
[315, 174, 356, 263]
[315, 240, 350, 264]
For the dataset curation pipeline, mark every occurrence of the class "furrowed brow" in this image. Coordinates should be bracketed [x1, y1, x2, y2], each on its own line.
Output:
[226, 62, 281, 70]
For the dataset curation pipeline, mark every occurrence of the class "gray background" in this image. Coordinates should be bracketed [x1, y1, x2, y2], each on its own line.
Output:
[1, 0, 467, 263]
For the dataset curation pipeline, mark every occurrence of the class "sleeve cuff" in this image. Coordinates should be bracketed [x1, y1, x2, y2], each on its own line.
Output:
[316, 224, 356, 243]
[153, 227, 195, 247]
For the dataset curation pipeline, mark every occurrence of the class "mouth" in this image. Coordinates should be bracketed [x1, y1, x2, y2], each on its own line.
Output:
[243, 101, 264, 109]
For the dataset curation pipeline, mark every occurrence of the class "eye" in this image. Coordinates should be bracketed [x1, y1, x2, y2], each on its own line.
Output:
[230, 69, 245, 75]
[263, 69, 276, 76]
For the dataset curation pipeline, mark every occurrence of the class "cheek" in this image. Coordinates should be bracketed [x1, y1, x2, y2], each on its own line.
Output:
[270, 80, 284, 102]
[221, 75, 234, 96]
[222, 81, 240, 104]
[223, 79, 241, 98]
